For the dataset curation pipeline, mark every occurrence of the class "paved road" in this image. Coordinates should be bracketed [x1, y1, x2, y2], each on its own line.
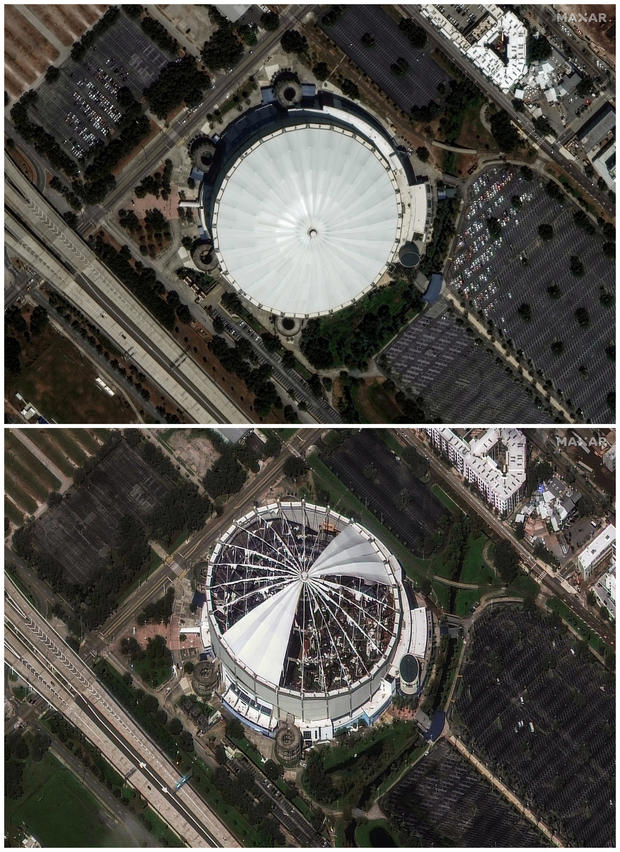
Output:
[398, 6, 613, 217]
[5, 157, 245, 423]
[4, 574, 239, 847]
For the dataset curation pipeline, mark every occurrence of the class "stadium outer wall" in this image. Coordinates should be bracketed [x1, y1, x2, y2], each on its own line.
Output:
[206, 501, 409, 739]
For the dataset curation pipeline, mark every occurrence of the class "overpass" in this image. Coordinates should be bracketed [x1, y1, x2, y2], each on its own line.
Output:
[4, 155, 245, 423]
[4, 574, 239, 848]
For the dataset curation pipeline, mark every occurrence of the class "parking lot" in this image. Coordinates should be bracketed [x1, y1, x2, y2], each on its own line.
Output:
[322, 5, 451, 110]
[382, 307, 554, 423]
[455, 606, 614, 847]
[31, 11, 168, 161]
[31, 440, 172, 585]
[449, 166, 615, 421]
[324, 430, 447, 555]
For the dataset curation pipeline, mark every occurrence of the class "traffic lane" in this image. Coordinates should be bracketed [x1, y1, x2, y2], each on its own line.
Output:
[75, 695, 221, 847]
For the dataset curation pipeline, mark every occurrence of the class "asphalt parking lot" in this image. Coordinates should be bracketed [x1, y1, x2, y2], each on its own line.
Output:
[382, 307, 554, 423]
[31, 11, 168, 161]
[449, 166, 615, 421]
[31, 441, 171, 585]
[325, 430, 447, 555]
[322, 5, 451, 110]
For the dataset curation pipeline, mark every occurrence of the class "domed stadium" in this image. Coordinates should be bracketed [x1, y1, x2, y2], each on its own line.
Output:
[191, 89, 428, 320]
[204, 501, 427, 742]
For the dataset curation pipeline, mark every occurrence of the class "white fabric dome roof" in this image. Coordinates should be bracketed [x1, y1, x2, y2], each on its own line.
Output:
[212, 125, 401, 317]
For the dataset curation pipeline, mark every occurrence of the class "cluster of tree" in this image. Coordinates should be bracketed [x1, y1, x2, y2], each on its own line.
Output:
[90, 234, 189, 330]
[574, 306, 590, 328]
[211, 765, 285, 845]
[146, 481, 211, 546]
[135, 159, 173, 199]
[391, 56, 410, 76]
[144, 56, 211, 119]
[518, 302, 532, 321]
[492, 539, 520, 584]
[280, 29, 308, 54]
[136, 587, 175, 626]
[313, 61, 329, 81]
[527, 31, 552, 61]
[96, 661, 194, 761]
[487, 217, 502, 241]
[70, 7, 120, 61]
[321, 5, 345, 26]
[398, 17, 427, 48]
[50, 174, 82, 209]
[400, 445, 428, 479]
[208, 334, 281, 416]
[260, 10, 279, 31]
[283, 455, 307, 479]
[533, 115, 553, 136]
[10, 91, 78, 178]
[301, 281, 423, 371]
[545, 179, 564, 204]
[441, 514, 472, 582]
[538, 222, 554, 240]
[202, 9, 244, 70]
[361, 31, 375, 47]
[422, 634, 460, 713]
[488, 109, 520, 152]
[45, 64, 60, 83]
[533, 541, 559, 568]
[573, 209, 596, 235]
[203, 448, 247, 500]
[420, 197, 459, 276]
[140, 13, 179, 54]
[5, 728, 51, 803]
[340, 78, 359, 99]
[120, 634, 173, 687]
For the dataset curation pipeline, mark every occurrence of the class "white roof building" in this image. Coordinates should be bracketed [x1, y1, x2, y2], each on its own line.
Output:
[211, 123, 403, 317]
[426, 428, 527, 514]
[578, 524, 616, 578]
[206, 501, 411, 740]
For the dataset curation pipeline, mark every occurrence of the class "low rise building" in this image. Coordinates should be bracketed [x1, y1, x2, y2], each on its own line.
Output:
[578, 524, 616, 579]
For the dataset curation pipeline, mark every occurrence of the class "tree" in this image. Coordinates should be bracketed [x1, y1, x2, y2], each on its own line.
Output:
[169, 717, 183, 736]
[416, 146, 430, 162]
[361, 31, 375, 47]
[283, 455, 307, 479]
[520, 165, 533, 180]
[574, 307, 590, 328]
[313, 62, 329, 81]
[264, 759, 283, 781]
[280, 29, 307, 54]
[517, 303, 532, 321]
[569, 255, 584, 277]
[30, 305, 49, 335]
[538, 223, 554, 240]
[493, 539, 520, 584]
[527, 31, 552, 61]
[183, 661, 194, 674]
[340, 78, 359, 99]
[225, 717, 244, 740]
[215, 744, 227, 764]
[487, 217, 502, 240]
[587, 590, 596, 606]
[260, 10, 279, 30]
[398, 17, 426, 48]
[550, 340, 564, 356]
[45, 65, 60, 83]
[489, 110, 519, 151]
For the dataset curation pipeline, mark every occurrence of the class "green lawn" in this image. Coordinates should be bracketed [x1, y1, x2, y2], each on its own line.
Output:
[5, 752, 113, 847]
[461, 534, 495, 585]
[431, 483, 462, 514]
[431, 579, 452, 610]
[546, 596, 611, 657]
[141, 807, 183, 846]
[308, 453, 431, 582]
[454, 588, 481, 617]
[355, 819, 400, 847]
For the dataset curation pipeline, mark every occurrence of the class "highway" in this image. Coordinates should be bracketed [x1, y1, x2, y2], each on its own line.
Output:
[398, 6, 614, 217]
[5, 156, 245, 424]
[398, 431, 615, 649]
[4, 573, 239, 848]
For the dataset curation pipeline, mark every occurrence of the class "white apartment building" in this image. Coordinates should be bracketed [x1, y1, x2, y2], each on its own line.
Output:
[426, 428, 527, 514]
[578, 524, 616, 579]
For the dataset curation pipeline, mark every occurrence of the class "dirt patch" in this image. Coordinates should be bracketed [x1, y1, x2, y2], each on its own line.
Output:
[133, 186, 181, 221]
[5, 6, 57, 91]
[166, 431, 220, 478]
[120, 618, 202, 655]
[7, 146, 37, 184]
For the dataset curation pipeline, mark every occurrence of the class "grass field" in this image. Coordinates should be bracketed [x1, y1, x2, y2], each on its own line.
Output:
[22, 430, 76, 477]
[5, 323, 135, 423]
[4, 470, 38, 515]
[5, 496, 25, 527]
[354, 818, 399, 847]
[454, 588, 481, 617]
[141, 808, 182, 847]
[69, 429, 100, 455]
[460, 534, 495, 585]
[308, 453, 431, 583]
[5, 752, 112, 847]
[431, 483, 462, 514]
[546, 596, 611, 657]
[5, 432, 62, 496]
[52, 430, 89, 466]
[431, 579, 452, 610]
